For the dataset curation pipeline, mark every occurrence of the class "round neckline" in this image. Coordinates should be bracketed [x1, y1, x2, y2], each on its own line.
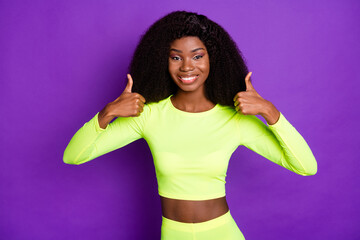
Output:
[167, 94, 219, 116]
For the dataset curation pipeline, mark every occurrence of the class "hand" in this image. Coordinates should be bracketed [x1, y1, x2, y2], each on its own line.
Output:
[99, 73, 146, 127]
[233, 72, 280, 124]
[105, 74, 146, 118]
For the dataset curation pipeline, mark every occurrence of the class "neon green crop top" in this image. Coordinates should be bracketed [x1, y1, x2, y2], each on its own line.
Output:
[63, 94, 317, 200]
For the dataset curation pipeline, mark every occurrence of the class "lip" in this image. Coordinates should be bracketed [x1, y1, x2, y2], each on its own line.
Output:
[178, 75, 199, 84]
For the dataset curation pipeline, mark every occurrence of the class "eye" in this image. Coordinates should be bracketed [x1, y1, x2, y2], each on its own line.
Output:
[170, 56, 181, 61]
[194, 55, 203, 60]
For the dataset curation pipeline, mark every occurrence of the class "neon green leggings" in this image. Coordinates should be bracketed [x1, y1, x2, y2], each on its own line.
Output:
[161, 210, 245, 240]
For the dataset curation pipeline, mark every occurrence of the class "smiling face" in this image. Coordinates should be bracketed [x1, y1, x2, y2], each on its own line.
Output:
[168, 36, 210, 95]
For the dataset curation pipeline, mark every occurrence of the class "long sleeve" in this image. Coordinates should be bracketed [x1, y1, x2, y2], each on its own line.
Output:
[238, 112, 317, 176]
[63, 104, 150, 165]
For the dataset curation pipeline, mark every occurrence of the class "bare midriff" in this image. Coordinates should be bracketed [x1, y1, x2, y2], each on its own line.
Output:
[160, 196, 229, 223]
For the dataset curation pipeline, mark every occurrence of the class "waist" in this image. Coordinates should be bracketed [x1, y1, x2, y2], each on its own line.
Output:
[160, 196, 229, 223]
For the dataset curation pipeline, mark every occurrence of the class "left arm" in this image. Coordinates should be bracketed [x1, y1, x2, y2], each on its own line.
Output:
[234, 72, 317, 176]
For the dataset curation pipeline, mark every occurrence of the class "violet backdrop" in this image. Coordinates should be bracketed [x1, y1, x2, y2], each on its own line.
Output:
[0, 0, 359, 239]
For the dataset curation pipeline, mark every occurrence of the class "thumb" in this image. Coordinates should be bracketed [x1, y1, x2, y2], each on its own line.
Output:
[124, 74, 133, 93]
[245, 72, 253, 91]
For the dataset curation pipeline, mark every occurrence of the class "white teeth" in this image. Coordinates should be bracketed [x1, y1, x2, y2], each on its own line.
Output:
[180, 76, 197, 80]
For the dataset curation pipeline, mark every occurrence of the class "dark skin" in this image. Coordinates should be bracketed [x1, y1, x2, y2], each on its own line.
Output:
[98, 36, 280, 223]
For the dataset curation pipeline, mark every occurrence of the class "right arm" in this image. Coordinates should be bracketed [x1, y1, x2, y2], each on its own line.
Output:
[63, 74, 147, 165]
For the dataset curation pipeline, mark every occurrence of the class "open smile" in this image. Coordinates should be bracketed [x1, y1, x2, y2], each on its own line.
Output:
[178, 75, 199, 84]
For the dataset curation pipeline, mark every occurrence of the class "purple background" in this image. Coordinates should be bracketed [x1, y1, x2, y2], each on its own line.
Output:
[1, 0, 359, 239]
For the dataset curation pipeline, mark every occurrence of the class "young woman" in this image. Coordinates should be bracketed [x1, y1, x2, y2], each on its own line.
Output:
[63, 10, 317, 240]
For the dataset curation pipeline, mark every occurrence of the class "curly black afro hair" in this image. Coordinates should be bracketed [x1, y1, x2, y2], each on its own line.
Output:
[128, 10, 249, 107]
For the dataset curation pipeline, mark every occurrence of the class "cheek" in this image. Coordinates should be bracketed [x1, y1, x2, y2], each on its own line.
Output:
[168, 62, 177, 74]
[168, 66, 178, 81]
[201, 57, 210, 72]
[199, 62, 210, 73]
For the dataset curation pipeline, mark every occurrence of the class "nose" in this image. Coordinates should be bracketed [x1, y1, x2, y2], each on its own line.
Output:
[180, 58, 195, 72]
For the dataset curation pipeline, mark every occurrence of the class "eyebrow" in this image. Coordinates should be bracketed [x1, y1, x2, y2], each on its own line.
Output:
[169, 48, 205, 53]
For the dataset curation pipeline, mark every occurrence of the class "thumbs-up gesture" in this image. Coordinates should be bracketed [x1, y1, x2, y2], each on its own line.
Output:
[109, 73, 146, 117]
[233, 72, 280, 125]
[98, 74, 146, 129]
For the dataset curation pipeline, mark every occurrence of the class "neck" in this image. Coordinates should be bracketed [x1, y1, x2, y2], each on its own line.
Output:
[171, 89, 215, 112]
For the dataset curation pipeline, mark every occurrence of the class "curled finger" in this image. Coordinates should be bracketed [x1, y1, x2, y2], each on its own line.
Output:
[137, 100, 145, 108]
[136, 94, 146, 103]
